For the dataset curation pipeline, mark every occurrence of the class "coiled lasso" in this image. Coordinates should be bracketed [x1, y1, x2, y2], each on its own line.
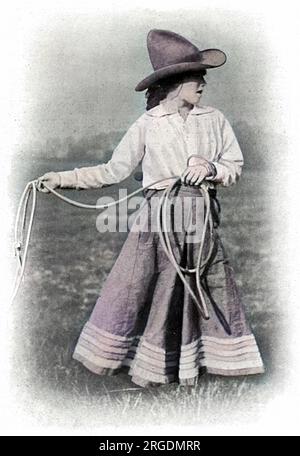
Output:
[12, 176, 214, 319]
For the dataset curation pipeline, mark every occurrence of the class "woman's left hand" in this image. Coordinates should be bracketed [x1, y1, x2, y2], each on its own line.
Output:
[181, 164, 210, 186]
[181, 155, 216, 186]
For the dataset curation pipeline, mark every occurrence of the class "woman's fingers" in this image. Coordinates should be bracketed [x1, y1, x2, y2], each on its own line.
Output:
[37, 178, 50, 193]
[183, 170, 196, 185]
[190, 171, 203, 185]
[181, 168, 190, 183]
[36, 172, 60, 193]
[181, 165, 208, 186]
[193, 176, 204, 186]
[194, 170, 206, 186]
[181, 170, 193, 185]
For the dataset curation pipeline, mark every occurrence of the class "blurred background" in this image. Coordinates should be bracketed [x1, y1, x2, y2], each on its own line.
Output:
[7, 6, 290, 429]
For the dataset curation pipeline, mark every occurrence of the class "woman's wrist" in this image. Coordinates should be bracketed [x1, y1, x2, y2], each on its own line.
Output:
[207, 162, 217, 178]
[58, 169, 78, 189]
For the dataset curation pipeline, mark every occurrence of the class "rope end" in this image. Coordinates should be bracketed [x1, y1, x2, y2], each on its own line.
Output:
[14, 242, 22, 254]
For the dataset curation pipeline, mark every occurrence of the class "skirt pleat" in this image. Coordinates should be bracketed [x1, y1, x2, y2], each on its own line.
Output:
[73, 184, 264, 387]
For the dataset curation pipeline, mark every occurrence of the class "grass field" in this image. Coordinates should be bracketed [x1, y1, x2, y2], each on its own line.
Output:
[9, 160, 285, 429]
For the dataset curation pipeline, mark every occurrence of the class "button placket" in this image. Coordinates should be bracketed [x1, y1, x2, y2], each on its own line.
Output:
[172, 114, 192, 161]
[182, 120, 190, 158]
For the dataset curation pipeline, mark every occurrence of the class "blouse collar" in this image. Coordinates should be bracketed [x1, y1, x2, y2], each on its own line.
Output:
[146, 98, 215, 117]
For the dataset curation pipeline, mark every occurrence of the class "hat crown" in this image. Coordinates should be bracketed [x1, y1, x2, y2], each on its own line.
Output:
[147, 29, 202, 70]
[135, 29, 226, 91]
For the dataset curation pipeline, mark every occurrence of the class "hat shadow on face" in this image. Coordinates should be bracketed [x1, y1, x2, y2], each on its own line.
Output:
[144, 69, 207, 111]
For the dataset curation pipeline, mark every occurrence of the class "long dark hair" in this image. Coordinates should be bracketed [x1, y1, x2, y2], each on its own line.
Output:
[145, 70, 207, 110]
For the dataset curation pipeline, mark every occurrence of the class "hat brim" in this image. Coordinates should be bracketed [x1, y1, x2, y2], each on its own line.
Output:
[135, 49, 226, 92]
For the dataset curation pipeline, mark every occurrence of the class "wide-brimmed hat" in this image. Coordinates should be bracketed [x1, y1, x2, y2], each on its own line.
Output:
[135, 29, 226, 92]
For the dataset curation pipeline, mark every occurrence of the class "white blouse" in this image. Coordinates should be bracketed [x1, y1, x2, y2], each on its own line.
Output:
[58, 99, 244, 190]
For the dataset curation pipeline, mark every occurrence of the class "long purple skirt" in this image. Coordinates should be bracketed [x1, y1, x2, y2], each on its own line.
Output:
[73, 183, 264, 387]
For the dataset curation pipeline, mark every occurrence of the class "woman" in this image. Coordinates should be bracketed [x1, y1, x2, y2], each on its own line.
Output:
[38, 29, 264, 387]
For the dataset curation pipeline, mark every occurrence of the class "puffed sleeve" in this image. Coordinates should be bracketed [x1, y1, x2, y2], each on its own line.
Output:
[58, 119, 145, 189]
[206, 112, 244, 187]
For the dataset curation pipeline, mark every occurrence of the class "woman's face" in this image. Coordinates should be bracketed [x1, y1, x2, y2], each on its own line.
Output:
[176, 74, 207, 106]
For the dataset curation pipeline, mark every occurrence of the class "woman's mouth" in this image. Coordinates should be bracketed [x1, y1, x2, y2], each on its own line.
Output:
[196, 90, 203, 94]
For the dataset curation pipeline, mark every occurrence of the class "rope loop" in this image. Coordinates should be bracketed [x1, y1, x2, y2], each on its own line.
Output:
[11, 176, 215, 319]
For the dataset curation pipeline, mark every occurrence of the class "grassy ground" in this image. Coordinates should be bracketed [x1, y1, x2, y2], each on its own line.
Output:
[9, 161, 285, 429]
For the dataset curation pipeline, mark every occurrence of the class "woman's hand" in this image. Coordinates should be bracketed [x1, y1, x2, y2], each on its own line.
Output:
[181, 164, 210, 186]
[181, 156, 216, 186]
[37, 172, 61, 193]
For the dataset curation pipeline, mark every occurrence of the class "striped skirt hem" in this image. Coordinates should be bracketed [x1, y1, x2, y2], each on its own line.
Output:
[72, 322, 264, 387]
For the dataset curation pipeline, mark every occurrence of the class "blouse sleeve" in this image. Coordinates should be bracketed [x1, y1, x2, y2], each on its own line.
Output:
[206, 113, 244, 187]
[58, 119, 145, 189]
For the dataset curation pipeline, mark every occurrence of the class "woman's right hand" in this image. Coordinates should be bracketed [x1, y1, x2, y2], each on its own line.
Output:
[37, 172, 61, 193]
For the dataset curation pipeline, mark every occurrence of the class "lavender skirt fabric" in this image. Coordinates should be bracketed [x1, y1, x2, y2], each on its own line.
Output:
[73, 184, 264, 387]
